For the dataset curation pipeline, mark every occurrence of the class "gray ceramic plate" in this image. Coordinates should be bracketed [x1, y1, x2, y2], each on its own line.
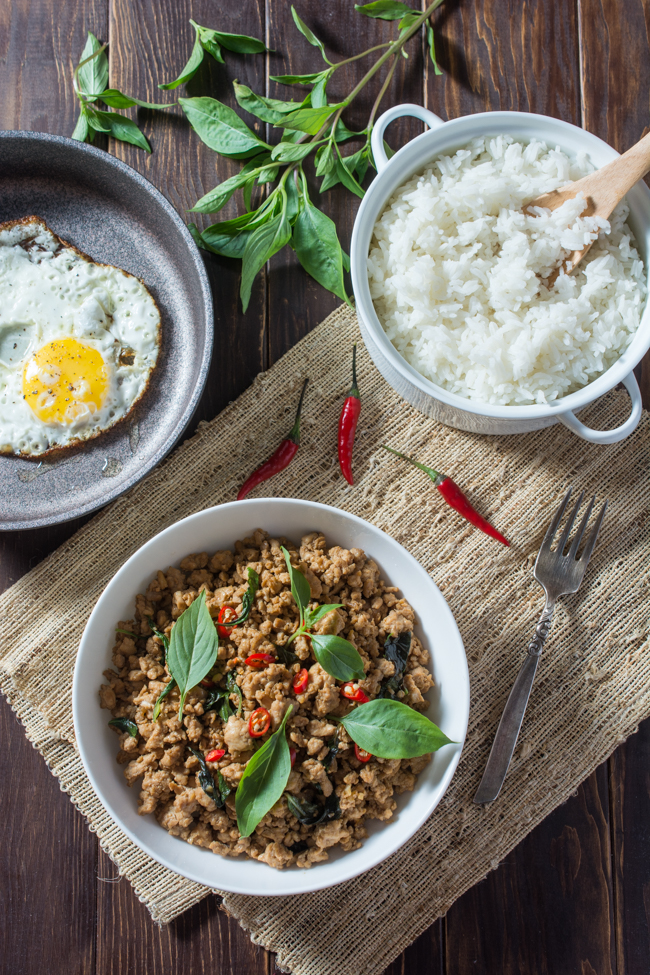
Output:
[0, 131, 213, 531]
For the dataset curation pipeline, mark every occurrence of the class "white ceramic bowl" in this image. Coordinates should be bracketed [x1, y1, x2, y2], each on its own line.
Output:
[351, 106, 650, 444]
[73, 498, 469, 895]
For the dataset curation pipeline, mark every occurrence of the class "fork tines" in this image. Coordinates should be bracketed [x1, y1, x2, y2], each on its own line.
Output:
[543, 488, 607, 562]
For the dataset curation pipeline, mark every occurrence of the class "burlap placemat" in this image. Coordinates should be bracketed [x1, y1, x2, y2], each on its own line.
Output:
[1, 305, 648, 975]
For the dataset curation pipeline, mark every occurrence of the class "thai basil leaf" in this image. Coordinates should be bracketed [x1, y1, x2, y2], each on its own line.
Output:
[379, 631, 412, 698]
[270, 71, 330, 86]
[226, 671, 243, 717]
[190, 167, 260, 215]
[108, 717, 138, 738]
[99, 89, 169, 109]
[160, 26, 206, 89]
[281, 546, 311, 624]
[275, 643, 300, 667]
[86, 108, 152, 152]
[426, 23, 443, 75]
[216, 567, 261, 627]
[287, 788, 339, 825]
[203, 686, 233, 721]
[291, 6, 331, 64]
[292, 197, 350, 303]
[179, 97, 270, 158]
[277, 104, 339, 135]
[310, 72, 331, 108]
[193, 224, 255, 260]
[233, 81, 301, 124]
[202, 27, 267, 55]
[189, 747, 231, 807]
[240, 210, 292, 311]
[315, 142, 335, 176]
[166, 590, 219, 722]
[310, 634, 365, 682]
[152, 677, 176, 721]
[116, 627, 140, 639]
[354, 0, 413, 19]
[333, 119, 366, 142]
[341, 249, 351, 273]
[147, 617, 170, 664]
[333, 147, 365, 198]
[77, 32, 109, 98]
[303, 603, 343, 628]
[72, 108, 90, 142]
[398, 10, 421, 33]
[339, 699, 453, 758]
[235, 706, 293, 836]
[270, 141, 317, 163]
[285, 174, 300, 223]
[288, 840, 309, 854]
[321, 730, 340, 769]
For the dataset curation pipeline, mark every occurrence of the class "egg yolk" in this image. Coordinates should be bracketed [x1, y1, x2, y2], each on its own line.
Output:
[22, 338, 108, 424]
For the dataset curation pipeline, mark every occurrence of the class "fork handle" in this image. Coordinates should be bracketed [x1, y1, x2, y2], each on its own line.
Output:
[473, 600, 555, 804]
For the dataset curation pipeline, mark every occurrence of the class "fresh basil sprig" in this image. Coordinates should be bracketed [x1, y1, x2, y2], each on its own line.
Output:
[160, 19, 267, 90]
[338, 699, 453, 759]
[189, 747, 231, 807]
[378, 631, 411, 699]
[152, 678, 176, 722]
[235, 706, 293, 837]
[71, 31, 170, 151]
[215, 567, 260, 630]
[108, 717, 138, 738]
[166, 591, 219, 723]
[281, 546, 365, 682]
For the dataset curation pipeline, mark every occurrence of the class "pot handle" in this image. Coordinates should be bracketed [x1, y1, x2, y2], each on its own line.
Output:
[371, 104, 445, 173]
[557, 372, 643, 444]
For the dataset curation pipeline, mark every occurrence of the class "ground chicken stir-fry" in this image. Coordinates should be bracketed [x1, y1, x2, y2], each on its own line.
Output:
[100, 530, 435, 869]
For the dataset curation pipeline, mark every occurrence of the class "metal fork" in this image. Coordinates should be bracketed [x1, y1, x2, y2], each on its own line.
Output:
[473, 488, 607, 804]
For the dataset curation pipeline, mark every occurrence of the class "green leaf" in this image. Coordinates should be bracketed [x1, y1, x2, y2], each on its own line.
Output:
[339, 698, 454, 758]
[291, 6, 331, 63]
[426, 23, 443, 75]
[333, 119, 366, 142]
[203, 27, 266, 55]
[227, 670, 243, 717]
[342, 145, 371, 184]
[277, 104, 338, 135]
[71, 109, 90, 143]
[196, 225, 255, 259]
[355, 0, 413, 19]
[286, 790, 339, 825]
[303, 603, 344, 627]
[160, 28, 206, 90]
[99, 89, 170, 109]
[152, 678, 176, 721]
[203, 686, 233, 722]
[180, 96, 270, 158]
[189, 747, 231, 807]
[310, 72, 330, 108]
[147, 617, 170, 664]
[281, 546, 311, 624]
[398, 10, 421, 31]
[166, 591, 219, 722]
[86, 109, 152, 152]
[108, 717, 138, 738]
[270, 71, 329, 86]
[379, 631, 412, 698]
[292, 197, 349, 302]
[341, 249, 351, 273]
[235, 705, 293, 836]
[190, 168, 258, 214]
[233, 81, 301, 124]
[270, 141, 317, 163]
[77, 31, 108, 97]
[315, 142, 335, 176]
[334, 151, 365, 198]
[285, 174, 300, 222]
[310, 633, 365, 682]
[240, 210, 291, 311]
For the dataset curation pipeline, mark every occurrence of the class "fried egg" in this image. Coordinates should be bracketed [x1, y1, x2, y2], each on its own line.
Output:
[0, 217, 161, 457]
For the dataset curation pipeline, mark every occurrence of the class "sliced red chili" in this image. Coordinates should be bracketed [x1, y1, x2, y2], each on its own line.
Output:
[244, 652, 275, 669]
[292, 668, 309, 694]
[289, 747, 297, 767]
[248, 707, 271, 738]
[354, 743, 372, 763]
[340, 681, 369, 703]
[217, 605, 238, 639]
[200, 677, 215, 687]
[205, 748, 225, 763]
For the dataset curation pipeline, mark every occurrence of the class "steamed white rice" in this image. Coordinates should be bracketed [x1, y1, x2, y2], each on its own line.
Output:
[368, 136, 646, 405]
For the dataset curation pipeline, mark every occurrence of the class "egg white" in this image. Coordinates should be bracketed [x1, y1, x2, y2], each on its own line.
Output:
[0, 217, 161, 457]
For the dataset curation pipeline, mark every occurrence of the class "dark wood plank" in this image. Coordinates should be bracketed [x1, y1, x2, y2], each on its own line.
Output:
[266, 1, 424, 363]
[609, 719, 650, 975]
[445, 767, 616, 975]
[109, 0, 269, 416]
[383, 919, 444, 975]
[95, 848, 270, 975]
[0, 697, 97, 975]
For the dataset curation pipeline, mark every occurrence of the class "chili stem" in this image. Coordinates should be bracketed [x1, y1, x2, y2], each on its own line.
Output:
[288, 377, 309, 443]
[381, 444, 440, 480]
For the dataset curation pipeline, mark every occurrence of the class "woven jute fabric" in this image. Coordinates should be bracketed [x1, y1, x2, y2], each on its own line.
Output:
[1, 305, 649, 975]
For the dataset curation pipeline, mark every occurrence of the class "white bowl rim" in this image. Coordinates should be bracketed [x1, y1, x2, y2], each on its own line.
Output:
[351, 109, 650, 420]
[72, 497, 470, 896]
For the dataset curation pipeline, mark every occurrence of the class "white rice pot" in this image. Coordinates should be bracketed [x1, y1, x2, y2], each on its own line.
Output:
[350, 106, 650, 443]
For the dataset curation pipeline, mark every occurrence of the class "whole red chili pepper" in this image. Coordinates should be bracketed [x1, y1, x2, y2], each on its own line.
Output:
[237, 378, 309, 500]
[382, 446, 509, 546]
[244, 652, 275, 669]
[248, 707, 271, 737]
[338, 344, 361, 486]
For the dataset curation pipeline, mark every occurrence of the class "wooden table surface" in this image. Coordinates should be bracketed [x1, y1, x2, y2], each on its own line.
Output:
[2, 2, 650, 973]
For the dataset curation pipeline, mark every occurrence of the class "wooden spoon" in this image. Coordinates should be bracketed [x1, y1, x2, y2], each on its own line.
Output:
[526, 130, 650, 284]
